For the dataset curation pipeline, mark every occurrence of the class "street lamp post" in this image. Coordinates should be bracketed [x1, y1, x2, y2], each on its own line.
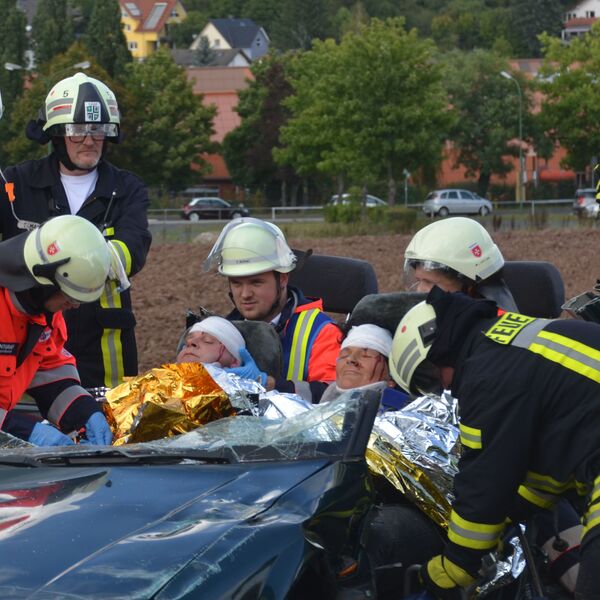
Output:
[500, 70, 524, 208]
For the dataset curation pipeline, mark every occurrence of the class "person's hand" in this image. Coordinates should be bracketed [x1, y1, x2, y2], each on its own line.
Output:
[225, 348, 267, 385]
[419, 555, 474, 600]
[83, 412, 113, 445]
[29, 422, 75, 447]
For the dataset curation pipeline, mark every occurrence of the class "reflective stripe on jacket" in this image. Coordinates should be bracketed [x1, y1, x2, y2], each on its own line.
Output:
[429, 297, 600, 577]
[0, 288, 87, 429]
[281, 297, 340, 383]
[0, 155, 151, 388]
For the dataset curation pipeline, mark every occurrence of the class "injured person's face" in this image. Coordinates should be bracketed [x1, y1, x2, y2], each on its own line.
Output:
[336, 346, 390, 389]
[176, 331, 239, 367]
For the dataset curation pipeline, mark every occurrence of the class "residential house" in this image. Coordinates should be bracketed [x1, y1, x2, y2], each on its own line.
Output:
[119, 0, 187, 60]
[171, 48, 251, 68]
[563, 0, 600, 41]
[186, 66, 253, 197]
[191, 18, 269, 61]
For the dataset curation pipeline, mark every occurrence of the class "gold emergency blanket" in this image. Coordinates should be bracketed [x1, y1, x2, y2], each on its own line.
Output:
[104, 362, 234, 445]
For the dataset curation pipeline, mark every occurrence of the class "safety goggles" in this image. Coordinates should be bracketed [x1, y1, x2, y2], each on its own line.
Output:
[60, 123, 118, 142]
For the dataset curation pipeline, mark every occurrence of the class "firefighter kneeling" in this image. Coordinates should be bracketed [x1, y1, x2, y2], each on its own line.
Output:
[0, 215, 124, 446]
[389, 287, 600, 599]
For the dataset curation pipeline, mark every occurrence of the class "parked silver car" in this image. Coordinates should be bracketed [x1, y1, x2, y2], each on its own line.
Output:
[422, 189, 493, 217]
[572, 188, 599, 218]
[330, 193, 388, 207]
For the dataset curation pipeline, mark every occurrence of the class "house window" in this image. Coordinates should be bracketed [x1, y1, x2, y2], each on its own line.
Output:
[124, 24, 131, 31]
[213, 39, 220, 47]
[170, 9, 179, 17]
[128, 41, 138, 50]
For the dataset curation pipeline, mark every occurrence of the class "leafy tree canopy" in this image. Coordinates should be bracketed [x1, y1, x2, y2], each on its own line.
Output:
[537, 24, 600, 172]
[83, 0, 131, 78]
[278, 18, 451, 203]
[123, 48, 216, 190]
[440, 48, 532, 195]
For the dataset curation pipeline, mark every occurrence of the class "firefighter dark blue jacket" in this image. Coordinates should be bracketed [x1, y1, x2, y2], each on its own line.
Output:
[0, 155, 151, 388]
[426, 287, 600, 579]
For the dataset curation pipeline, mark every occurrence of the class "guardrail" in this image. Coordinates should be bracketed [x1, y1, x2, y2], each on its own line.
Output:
[149, 199, 575, 223]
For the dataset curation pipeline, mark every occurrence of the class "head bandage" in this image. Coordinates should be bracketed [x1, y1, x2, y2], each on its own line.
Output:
[188, 317, 245, 362]
[341, 324, 393, 357]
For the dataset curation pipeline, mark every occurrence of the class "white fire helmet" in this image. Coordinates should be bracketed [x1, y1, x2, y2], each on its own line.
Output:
[389, 301, 437, 393]
[23, 215, 111, 303]
[204, 217, 297, 277]
[404, 217, 504, 282]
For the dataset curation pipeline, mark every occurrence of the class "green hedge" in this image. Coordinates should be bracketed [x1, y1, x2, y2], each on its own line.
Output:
[324, 204, 418, 232]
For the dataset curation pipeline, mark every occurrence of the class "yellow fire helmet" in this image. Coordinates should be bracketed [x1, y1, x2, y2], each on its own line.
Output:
[204, 217, 297, 277]
[389, 300, 437, 394]
[404, 217, 503, 282]
[23, 215, 111, 303]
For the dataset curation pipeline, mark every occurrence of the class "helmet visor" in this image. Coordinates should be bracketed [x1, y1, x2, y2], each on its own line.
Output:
[402, 259, 461, 292]
[58, 123, 118, 141]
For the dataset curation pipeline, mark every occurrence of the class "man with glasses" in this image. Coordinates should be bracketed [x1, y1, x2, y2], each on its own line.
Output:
[0, 72, 152, 390]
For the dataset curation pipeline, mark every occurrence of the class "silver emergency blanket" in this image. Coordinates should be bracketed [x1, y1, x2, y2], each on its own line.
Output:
[369, 392, 461, 525]
[366, 392, 525, 596]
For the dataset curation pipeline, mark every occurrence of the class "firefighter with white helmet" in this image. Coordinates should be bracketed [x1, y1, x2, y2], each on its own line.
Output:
[0, 72, 151, 389]
[404, 217, 517, 310]
[204, 217, 341, 402]
[0, 215, 120, 446]
[389, 286, 600, 598]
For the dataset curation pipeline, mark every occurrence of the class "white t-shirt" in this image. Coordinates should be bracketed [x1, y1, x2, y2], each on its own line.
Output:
[60, 170, 98, 215]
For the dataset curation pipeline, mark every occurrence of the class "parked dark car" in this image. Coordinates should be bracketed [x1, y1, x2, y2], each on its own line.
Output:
[181, 197, 250, 221]
[572, 188, 599, 218]
[0, 392, 379, 599]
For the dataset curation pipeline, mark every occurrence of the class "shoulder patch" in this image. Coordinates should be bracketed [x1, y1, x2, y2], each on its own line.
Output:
[484, 312, 536, 345]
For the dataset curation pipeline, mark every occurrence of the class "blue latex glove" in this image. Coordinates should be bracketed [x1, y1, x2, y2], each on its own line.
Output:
[84, 412, 113, 445]
[225, 347, 267, 386]
[29, 422, 75, 447]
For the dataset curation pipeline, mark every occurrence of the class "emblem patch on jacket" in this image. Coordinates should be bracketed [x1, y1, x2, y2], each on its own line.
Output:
[0, 342, 18, 355]
[38, 329, 52, 343]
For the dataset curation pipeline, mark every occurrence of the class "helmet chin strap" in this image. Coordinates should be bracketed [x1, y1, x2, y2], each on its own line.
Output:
[51, 137, 106, 173]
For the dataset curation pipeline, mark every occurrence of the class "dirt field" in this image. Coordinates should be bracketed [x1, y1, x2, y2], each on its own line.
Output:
[132, 229, 600, 371]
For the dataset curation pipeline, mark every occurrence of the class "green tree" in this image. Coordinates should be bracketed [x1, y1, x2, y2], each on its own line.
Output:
[166, 10, 208, 48]
[242, 0, 280, 36]
[277, 18, 451, 204]
[222, 53, 299, 202]
[124, 48, 216, 190]
[508, 0, 563, 58]
[31, 0, 75, 66]
[271, 0, 334, 50]
[441, 49, 532, 197]
[84, 0, 131, 78]
[537, 24, 600, 174]
[193, 36, 217, 65]
[0, 0, 28, 159]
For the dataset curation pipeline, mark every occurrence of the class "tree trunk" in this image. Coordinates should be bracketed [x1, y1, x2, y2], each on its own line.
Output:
[303, 179, 309, 206]
[477, 172, 490, 198]
[388, 160, 397, 206]
[337, 174, 345, 199]
[280, 180, 287, 207]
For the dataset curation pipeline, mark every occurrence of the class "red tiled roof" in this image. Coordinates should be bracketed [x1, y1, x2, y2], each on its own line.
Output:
[119, 0, 179, 33]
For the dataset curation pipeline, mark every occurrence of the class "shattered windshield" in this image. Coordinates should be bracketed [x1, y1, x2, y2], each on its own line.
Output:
[0, 391, 376, 465]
